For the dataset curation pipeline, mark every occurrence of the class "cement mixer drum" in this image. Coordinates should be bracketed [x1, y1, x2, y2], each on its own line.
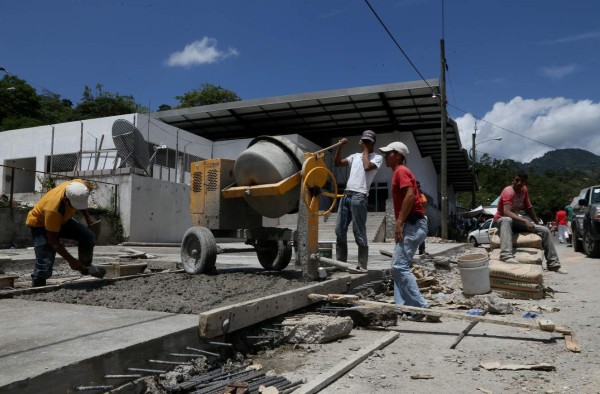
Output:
[234, 136, 305, 218]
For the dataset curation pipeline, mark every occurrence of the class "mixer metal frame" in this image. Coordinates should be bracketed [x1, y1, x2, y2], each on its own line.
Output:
[180, 137, 361, 280]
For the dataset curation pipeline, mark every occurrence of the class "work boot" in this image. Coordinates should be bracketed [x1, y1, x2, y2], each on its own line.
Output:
[357, 246, 369, 270]
[31, 277, 46, 287]
[336, 243, 348, 263]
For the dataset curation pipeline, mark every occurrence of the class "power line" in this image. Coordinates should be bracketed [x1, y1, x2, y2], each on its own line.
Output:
[363, 0, 434, 92]
[448, 103, 560, 150]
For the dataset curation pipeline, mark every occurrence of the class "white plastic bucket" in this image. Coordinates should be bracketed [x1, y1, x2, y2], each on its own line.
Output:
[457, 253, 488, 268]
[457, 254, 490, 295]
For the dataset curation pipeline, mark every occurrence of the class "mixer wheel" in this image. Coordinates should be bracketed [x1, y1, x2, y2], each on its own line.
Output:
[255, 240, 292, 271]
[181, 226, 217, 274]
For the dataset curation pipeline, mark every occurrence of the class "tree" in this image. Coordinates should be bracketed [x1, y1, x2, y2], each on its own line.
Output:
[175, 83, 241, 108]
[38, 89, 74, 124]
[0, 75, 42, 131]
[157, 104, 172, 111]
[73, 84, 139, 119]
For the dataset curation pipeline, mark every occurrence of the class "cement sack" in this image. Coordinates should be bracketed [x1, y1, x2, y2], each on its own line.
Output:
[489, 277, 544, 292]
[490, 233, 542, 250]
[492, 288, 544, 300]
[488, 260, 544, 284]
[489, 248, 544, 265]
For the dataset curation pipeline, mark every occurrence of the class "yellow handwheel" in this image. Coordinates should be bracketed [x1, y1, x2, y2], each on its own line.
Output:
[301, 165, 338, 216]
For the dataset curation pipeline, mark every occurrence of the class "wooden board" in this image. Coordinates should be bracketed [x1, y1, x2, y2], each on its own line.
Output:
[564, 333, 581, 353]
[198, 275, 354, 338]
[308, 294, 573, 335]
[294, 331, 399, 394]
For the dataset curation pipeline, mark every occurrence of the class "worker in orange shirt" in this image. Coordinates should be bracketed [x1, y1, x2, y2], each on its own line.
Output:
[26, 179, 105, 287]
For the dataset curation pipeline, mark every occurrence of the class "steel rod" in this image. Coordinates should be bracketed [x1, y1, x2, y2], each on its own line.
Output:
[186, 346, 221, 357]
[149, 359, 191, 365]
[127, 367, 166, 374]
[104, 374, 142, 379]
[74, 385, 113, 391]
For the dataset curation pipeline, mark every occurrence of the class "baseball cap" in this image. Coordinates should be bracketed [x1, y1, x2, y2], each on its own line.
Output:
[360, 130, 376, 143]
[65, 182, 90, 210]
[379, 141, 409, 158]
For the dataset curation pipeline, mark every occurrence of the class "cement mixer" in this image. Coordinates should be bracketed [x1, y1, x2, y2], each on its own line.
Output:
[180, 135, 352, 280]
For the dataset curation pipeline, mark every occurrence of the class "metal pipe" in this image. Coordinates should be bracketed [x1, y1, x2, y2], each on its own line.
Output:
[104, 374, 142, 379]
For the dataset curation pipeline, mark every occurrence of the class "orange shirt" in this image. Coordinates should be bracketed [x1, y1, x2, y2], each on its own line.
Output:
[25, 180, 85, 232]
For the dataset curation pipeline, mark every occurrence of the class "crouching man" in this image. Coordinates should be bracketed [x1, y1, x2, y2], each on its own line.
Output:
[26, 179, 105, 287]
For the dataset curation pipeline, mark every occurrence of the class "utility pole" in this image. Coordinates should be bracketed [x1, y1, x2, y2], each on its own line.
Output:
[471, 121, 477, 208]
[440, 39, 448, 239]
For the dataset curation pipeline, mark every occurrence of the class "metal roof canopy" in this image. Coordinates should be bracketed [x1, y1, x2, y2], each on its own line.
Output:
[152, 79, 473, 191]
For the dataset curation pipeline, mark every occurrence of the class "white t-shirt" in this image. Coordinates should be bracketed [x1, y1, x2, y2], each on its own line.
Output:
[345, 152, 383, 195]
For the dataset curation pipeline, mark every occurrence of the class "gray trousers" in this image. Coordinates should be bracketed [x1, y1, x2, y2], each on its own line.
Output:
[495, 217, 560, 269]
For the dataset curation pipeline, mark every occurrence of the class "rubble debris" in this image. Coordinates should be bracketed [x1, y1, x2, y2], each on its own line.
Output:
[410, 374, 434, 379]
[282, 315, 353, 344]
[479, 362, 556, 371]
[337, 304, 397, 327]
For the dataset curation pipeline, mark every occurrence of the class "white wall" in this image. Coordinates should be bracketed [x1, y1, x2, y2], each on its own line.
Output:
[127, 175, 191, 242]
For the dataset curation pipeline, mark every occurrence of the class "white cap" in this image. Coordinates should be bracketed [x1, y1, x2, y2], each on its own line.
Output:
[65, 182, 89, 210]
[379, 141, 409, 158]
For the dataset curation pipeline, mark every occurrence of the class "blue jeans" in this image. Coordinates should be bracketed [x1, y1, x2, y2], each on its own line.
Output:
[391, 217, 429, 307]
[494, 217, 560, 269]
[31, 219, 95, 280]
[335, 193, 368, 247]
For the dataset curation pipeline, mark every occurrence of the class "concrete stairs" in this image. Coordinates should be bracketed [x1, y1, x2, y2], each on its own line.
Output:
[317, 212, 387, 244]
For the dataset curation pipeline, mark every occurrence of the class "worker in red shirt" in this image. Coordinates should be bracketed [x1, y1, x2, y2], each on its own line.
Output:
[556, 209, 568, 243]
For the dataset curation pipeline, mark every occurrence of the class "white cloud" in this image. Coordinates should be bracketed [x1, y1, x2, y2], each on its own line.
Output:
[542, 30, 600, 45]
[165, 37, 239, 68]
[456, 96, 600, 164]
[539, 64, 577, 80]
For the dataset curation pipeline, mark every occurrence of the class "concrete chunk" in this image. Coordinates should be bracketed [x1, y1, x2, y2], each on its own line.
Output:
[283, 315, 353, 344]
[337, 305, 397, 327]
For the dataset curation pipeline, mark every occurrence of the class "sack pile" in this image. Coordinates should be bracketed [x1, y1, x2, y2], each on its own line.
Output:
[488, 232, 545, 299]
[488, 260, 544, 299]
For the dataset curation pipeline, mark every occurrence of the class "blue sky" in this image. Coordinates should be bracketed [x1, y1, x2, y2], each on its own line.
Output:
[1, 0, 599, 163]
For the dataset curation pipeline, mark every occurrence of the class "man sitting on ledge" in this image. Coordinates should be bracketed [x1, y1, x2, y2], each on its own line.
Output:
[493, 171, 567, 274]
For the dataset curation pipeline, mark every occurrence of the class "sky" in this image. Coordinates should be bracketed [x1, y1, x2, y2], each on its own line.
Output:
[1, 0, 599, 163]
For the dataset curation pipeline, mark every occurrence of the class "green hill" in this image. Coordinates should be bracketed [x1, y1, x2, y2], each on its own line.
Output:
[524, 148, 600, 176]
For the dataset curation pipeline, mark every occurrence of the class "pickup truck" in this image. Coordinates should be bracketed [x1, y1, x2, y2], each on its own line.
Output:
[571, 185, 600, 257]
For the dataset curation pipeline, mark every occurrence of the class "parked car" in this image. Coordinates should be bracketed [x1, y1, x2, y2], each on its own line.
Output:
[571, 185, 600, 257]
[468, 218, 495, 246]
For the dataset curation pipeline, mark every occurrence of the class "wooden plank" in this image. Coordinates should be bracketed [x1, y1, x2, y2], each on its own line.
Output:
[309, 294, 573, 335]
[450, 310, 488, 349]
[564, 333, 581, 353]
[294, 331, 399, 394]
[198, 276, 353, 338]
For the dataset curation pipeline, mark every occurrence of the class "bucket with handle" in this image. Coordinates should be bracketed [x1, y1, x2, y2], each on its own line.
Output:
[457, 253, 490, 295]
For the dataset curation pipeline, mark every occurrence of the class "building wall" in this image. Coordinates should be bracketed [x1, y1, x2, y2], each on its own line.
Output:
[127, 175, 191, 243]
[0, 115, 458, 243]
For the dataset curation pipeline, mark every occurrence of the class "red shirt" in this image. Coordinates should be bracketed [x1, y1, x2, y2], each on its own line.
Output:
[391, 165, 425, 219]
[556, 210, 567, 225]
[493, 185, 533, 222]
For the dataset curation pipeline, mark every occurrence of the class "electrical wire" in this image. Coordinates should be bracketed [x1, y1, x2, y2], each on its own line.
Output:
[363, 0, 434, 92]
[448, 103, 560, 150]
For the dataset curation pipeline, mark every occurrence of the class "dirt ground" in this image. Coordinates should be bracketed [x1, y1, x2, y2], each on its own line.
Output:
[17, 269, 307, 314]
[252, 242, 600, 394]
